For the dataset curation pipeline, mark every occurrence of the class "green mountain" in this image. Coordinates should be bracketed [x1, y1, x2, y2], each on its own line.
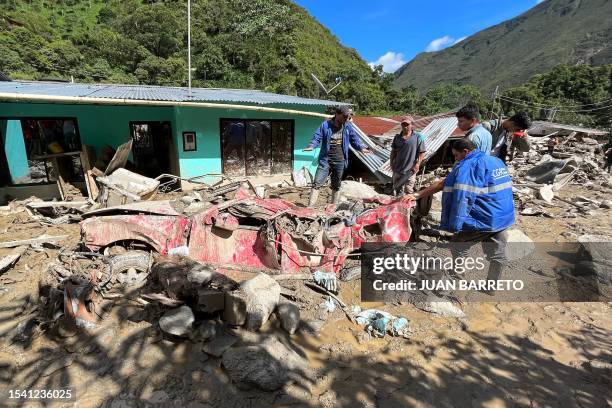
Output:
[394, 0, 612, 94]
[0, 0, 388, 110]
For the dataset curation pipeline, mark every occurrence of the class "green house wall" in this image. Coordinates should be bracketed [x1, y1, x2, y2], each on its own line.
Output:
[0, 101, 325, 184]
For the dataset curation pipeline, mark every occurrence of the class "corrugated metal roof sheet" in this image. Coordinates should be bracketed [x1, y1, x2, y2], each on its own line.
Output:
[529, 121, 609, 136]
[351, 116, 459, 183]
[0, 80, 347, 107]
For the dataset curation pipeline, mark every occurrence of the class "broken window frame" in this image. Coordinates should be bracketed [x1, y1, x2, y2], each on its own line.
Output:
[0, 116, 83, 186]
[219, 118, 294, 177]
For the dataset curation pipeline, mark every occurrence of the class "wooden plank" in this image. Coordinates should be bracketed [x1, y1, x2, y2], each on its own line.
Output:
[104, 139, 133, 176]
[0, 235, 69, 249]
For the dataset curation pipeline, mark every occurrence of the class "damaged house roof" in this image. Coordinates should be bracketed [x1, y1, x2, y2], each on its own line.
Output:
[0, 80, 348, 108]
[351, 116, 459, 183]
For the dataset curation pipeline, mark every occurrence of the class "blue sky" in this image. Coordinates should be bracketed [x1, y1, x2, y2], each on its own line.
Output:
[293, 0, 546, 72]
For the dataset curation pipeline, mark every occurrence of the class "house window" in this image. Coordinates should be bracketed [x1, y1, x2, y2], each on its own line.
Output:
[0, 117, 83, 185]
[220, 119, 294, 177]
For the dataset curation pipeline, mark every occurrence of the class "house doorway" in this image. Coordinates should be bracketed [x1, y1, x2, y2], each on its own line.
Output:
[220, 119, 294, 177]
[129, 121, 174, 178]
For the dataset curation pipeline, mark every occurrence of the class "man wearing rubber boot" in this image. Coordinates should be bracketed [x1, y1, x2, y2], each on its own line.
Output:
[303, 106, 370, 206]
[402, 138, 515, 295]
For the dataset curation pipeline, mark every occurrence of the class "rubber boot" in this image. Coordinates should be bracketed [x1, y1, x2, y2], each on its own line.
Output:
[331, 190, 340, 204]
[308, 188, 320, 207]
[483, 261, 504, 296]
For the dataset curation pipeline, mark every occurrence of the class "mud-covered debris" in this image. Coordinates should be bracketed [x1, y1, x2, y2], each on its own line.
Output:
[221, 336, 309, 391]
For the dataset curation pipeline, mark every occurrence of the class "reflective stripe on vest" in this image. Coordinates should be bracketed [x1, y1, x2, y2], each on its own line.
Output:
[443, 181, 513, 194]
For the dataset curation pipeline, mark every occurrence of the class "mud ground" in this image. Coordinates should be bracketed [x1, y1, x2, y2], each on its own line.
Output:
[0, 184, 610, 408]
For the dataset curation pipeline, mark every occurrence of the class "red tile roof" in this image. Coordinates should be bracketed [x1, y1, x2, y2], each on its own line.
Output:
[352, 116, 399, 137]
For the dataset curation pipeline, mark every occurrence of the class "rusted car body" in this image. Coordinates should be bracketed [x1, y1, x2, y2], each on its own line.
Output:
[81, 191, 412, 274]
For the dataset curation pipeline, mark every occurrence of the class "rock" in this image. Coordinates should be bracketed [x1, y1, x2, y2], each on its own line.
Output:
[201, 332, 237, 357]
[195, 288, 225, 313]
[413, 299, 465, 318]
[240, 273, 281, 331]
[221, 336, 309, 391]
[300, 320, 325, 336]
[275, 302, 300, 335]
[196, 320, 218, 342]
[505, 229, 536, 261]
[577, 235, 612, 284]
[159, 306, 194, 337]
[223, 290, 247, 326]
[600, 200, 612, 209]
[339, 180, 379, 200]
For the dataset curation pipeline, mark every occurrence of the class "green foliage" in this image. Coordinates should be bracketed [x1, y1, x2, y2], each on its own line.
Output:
[501, 64, 612, 131]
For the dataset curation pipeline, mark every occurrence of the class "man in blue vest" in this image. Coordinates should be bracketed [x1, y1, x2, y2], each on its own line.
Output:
[303, 106, 370, 205]
[403, 138, 515, 293]
[457, 104, 492, 155]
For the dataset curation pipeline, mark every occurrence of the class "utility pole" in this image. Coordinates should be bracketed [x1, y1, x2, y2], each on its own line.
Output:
[490, 85, 499, 120]
[187, 0, 192, 97]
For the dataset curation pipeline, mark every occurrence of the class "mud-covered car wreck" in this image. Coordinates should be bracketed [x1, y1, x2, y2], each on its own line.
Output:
[81, 189, 413, 274]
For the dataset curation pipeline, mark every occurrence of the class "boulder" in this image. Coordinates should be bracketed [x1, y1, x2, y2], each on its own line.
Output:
[239, 273, 281, 331]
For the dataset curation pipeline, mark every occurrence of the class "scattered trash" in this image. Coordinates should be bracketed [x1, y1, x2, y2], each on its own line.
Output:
[321, 296, 337, 313]
[312, 270, 338, 293]
[354, 309, 410, 338]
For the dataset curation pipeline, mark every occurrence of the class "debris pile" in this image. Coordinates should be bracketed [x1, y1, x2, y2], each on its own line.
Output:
[509, 133, 612, 219]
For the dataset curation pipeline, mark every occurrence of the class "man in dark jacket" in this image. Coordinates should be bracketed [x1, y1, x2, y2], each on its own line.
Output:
[303, 106, 370, 205]
[403, 138, 515, 293]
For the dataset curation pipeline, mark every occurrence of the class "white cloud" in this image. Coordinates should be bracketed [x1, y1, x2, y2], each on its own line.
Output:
[368, 51, 407, 73]
[425, 35, 466, 52]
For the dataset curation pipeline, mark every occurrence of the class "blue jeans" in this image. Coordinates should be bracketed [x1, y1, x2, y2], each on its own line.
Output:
[313, 161, 345, 191]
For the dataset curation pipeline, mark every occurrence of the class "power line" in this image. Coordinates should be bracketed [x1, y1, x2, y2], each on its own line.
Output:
[499, 94, 612, 109]
[498, 96, 612, 113]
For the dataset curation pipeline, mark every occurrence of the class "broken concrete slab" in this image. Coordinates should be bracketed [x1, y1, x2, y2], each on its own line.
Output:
[275, 302, 300, 335]
[0, 246, 27, 273]
[159, 306, 194, 337]
[221, 336, 309, 391]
